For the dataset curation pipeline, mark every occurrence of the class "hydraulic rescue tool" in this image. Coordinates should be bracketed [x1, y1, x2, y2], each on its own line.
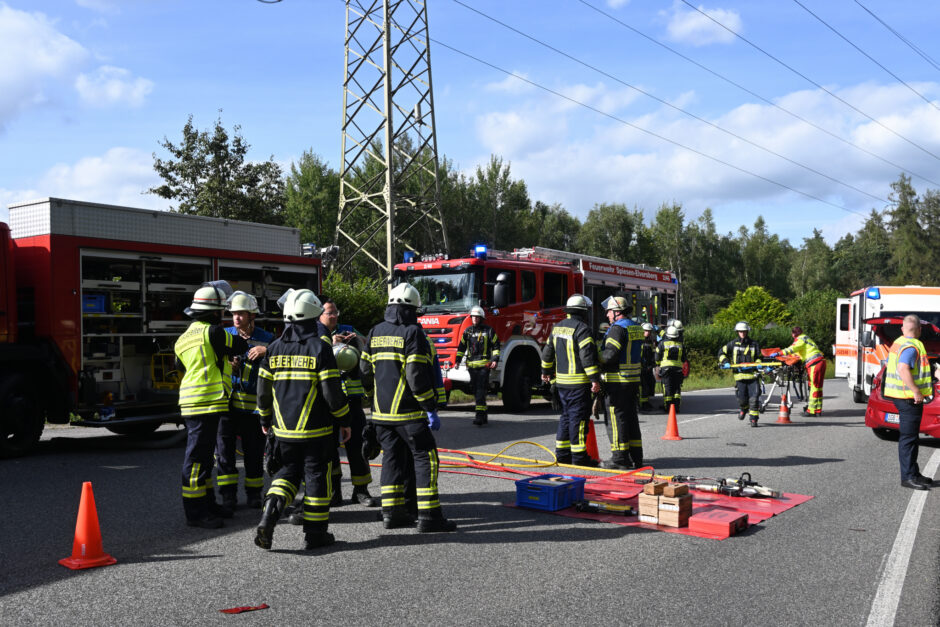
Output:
[670, 472, 782, 498]
[575, 500, 635, 516]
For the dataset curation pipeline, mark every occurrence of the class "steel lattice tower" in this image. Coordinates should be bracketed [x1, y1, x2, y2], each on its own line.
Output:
[334, 0, 448, 277]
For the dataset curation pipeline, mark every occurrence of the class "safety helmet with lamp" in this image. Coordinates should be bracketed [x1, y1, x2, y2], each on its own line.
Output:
[469, 306, 485, 319]
[283, 289, 324, 322]
[604, 296, 629, 312]
[565, 294, 591, 310]
[227, 291, 260, 314]
[734, 321, 751, 332]
[665, 326, 679, 339]
[185, 280, 233, 315]
[333, 344, 360, 373]
[388, 283, 421, 308]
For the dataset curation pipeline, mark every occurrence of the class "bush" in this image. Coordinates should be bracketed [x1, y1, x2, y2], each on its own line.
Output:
[712, 286, 791, 329]
[683, 323, 793, 376]
[786, 289, 840, 358]
[321, 273, 387, 335]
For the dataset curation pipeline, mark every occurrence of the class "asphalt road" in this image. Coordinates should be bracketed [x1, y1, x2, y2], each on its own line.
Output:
[1, 382, 938, 626]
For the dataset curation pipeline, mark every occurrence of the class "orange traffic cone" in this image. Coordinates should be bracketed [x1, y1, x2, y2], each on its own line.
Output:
[776, 392, 792, 424]
[585, 420, 600, 462]
[59, 482, 117, 570]
[661, 404, 682, 441]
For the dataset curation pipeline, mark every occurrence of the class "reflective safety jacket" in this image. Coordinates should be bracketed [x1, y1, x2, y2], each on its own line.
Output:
[540, 314, 601, 389]
[718, 336, 762, 381]
[361, 305, 438, 424]
[781, 333, 824, 367]
[884, 336, 932, 399]
[175, 320, 249, 417]
[456, 322, 501, 369]
[599, 318, 644, 384]
[657, 339, 684, 369]
[226, 325, 275, 413]
[429, 341, 447, 407]
[257, 322, 350, 441]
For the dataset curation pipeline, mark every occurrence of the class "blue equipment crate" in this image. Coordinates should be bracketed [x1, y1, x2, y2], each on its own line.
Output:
[515, 474, 586, 511]
[83, 294, 106, 313]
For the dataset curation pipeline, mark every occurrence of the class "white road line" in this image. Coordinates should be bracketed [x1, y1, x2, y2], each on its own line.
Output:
[865, 448, 940, 627]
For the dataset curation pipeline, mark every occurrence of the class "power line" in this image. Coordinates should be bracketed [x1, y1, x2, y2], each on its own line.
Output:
[576, 0, 940, 188]
[452, 0, 887, 205]
[677, 0, 940, 164]
[431, 38, 867, 218]
[854, 0, 940, 73]
[792, 0, 940, 113]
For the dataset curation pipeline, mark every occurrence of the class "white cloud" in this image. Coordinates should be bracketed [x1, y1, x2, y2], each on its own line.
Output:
[484, 71, 533, 95]
[1, 147, 167, 222]
[75, 0, 120, 14]
[0, 4, 89, 129]
[75, 65, 153, 107]
[664, 2, 741, 46]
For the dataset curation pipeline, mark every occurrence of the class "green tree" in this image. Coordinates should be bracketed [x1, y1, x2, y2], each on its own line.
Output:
[320, 272, 387, 335]
[713, 285, 791, 329]
[738, 216, 794, 300]
[576, 203, 646, 262]
[787, 288, 841, 358]
[887, 174, 929, 284]
[529, 201, 581, 250]
[284, 150, 340, 248]
[149, 113, 285, 224]
[831, 210, 893, 292]
[788, 229, 833, 297]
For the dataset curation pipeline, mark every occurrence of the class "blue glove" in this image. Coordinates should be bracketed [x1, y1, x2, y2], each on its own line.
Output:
[427, 411, 441, 431]
[768, 352, 780, 358]
[720, 362, 730, 370]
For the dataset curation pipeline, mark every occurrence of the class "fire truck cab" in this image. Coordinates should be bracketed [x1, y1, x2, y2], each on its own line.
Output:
[393, 245, 676, 412]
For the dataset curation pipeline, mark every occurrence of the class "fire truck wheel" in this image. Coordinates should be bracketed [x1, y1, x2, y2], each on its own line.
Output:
[502, 360, 532, 413]
[0, 374, 45, 458]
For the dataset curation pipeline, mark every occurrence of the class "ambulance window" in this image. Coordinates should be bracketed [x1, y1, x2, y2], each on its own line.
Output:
[521, 271, 536, 302]
[839, 303, 850, 331]
[543, 272, 567, 308]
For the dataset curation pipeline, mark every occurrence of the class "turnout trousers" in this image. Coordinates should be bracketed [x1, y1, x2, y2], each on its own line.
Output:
[661, 367, 683, 411]
[216, 409, 265, 503]
[331, 400, 373, 488]
[555, 385, 592, 465]
[265, 437, 334, 535]
[805, 358, 826, 415]
[181, 413, 223, 522]
[469, 368, 490, 420]
[640, 368, 656, 406]
[892, 398, 923, 482]
[605, 382, 642, 467]
[376, 422, 443, 520]
[735, 379, 761, 421]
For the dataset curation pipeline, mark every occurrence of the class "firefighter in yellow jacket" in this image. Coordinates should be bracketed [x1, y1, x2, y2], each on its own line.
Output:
[253, 289, 352, 551]
[770, 326, 826, 416]
[175, 281, 249, 529]
[456, 305, 500, 426]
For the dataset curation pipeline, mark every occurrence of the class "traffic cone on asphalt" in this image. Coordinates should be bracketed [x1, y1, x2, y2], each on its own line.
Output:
[661, 404, 682, 441]
[59, 482, 117, 570]
[585, 420, 600, 461]
[776, 392, 792, 424]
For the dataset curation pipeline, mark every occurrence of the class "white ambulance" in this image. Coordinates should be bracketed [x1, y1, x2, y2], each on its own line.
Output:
[835, 286, 940, 403]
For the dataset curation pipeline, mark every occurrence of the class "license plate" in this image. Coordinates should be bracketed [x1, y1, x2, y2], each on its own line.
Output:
[884, 413, 899, 424]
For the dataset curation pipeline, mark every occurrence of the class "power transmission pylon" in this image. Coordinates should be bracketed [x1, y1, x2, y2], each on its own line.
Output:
[334, 0, 448, 278]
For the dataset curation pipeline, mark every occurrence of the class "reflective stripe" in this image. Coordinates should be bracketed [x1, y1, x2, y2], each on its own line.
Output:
[884, 337, 932, 398]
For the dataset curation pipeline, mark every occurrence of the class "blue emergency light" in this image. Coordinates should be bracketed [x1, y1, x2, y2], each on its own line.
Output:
[403, 251, 417, 263]
[866, 287, 881, 300]
[474, 244, 487, 259]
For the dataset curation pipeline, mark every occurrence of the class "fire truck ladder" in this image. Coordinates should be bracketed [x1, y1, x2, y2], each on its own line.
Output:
[334, 0, 449, 279]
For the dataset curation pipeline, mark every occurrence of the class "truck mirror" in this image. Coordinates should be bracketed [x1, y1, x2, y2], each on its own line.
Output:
[493, 272, 510, 308]
[861, 331, 874, 348]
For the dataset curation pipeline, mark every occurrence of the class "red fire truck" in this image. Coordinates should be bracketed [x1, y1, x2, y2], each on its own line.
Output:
[0, 197, 322, 457]
[392, 245, 677, 412]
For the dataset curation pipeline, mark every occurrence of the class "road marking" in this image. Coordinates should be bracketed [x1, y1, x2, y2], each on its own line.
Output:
[865, 448, 940, 627]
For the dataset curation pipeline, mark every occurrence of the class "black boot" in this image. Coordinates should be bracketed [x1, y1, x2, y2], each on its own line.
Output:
[601, 458, 633, 471]
[417, 515, 457, 533]
[303, 531, 336, 550]
[208, 489, 234, 519]
[382, 506, 416, 529]
[472, 412, 484, 426]
[254, 496, 284, 550]
[246, 490, 263, 510]
[330, 476, 343, 507]
[351, 486, 380, 507]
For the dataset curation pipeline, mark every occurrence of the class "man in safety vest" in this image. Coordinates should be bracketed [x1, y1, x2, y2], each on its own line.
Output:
[598, 296, 644, 470]
[361, 283, 457, 533]
[216, 291, 273, 512]
[718, 321, 762, 427]
[883, 315, 933, 490]
[657, 325, 685, 414]
[770, 325, 826, 416]
[456, 305, 500, 426]
[253, 289, 352, 550]
[175, 281, 250, 529]
[540, 294, 602, 467]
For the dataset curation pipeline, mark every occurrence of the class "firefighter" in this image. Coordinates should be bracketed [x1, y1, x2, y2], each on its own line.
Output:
[770, 326, 826, 416]
[455, 305, 500, 426]
[718, 321, 762, 427]
[639, 322, 657, 411]
[361, 283, 457, 533]
[215, 291, 273, 512]
[592, 322, 611, 421]
[253, 289, 352, 551]
[540, 294, 602, 467]
[175, 281, 249, 529]
[656, 325, 685, 414]
[598, 296, 644, 470]
[319, 299, 379, 507]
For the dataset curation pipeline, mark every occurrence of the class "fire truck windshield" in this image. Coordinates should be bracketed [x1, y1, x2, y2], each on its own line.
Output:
[397, 269, 479, 314]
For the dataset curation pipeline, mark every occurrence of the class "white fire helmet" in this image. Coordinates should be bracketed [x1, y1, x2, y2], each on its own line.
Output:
[665, 326, 679, 339]
[734, 321, 751, 332]
[283, 289, 324, 322]
[388, 283, 422, 308]
[565, 294, 591, 310]
[227, 291, 260, 314]
[186, 281, 233, 314]
[469, 306, 485, 319]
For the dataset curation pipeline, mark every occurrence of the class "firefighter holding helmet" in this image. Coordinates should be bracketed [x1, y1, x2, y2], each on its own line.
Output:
[456, 305, 500, 426]
[540, 294, 602, 467]
[254, 289, 352, 551]
[718, 321, 762, 427]
[174, 281, 250, 529]
[215, 291, 273, 512]
[360, 283, 457, 532]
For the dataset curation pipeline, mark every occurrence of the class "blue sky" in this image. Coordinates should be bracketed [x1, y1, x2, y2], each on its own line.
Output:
[2, 0, 940, 247]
